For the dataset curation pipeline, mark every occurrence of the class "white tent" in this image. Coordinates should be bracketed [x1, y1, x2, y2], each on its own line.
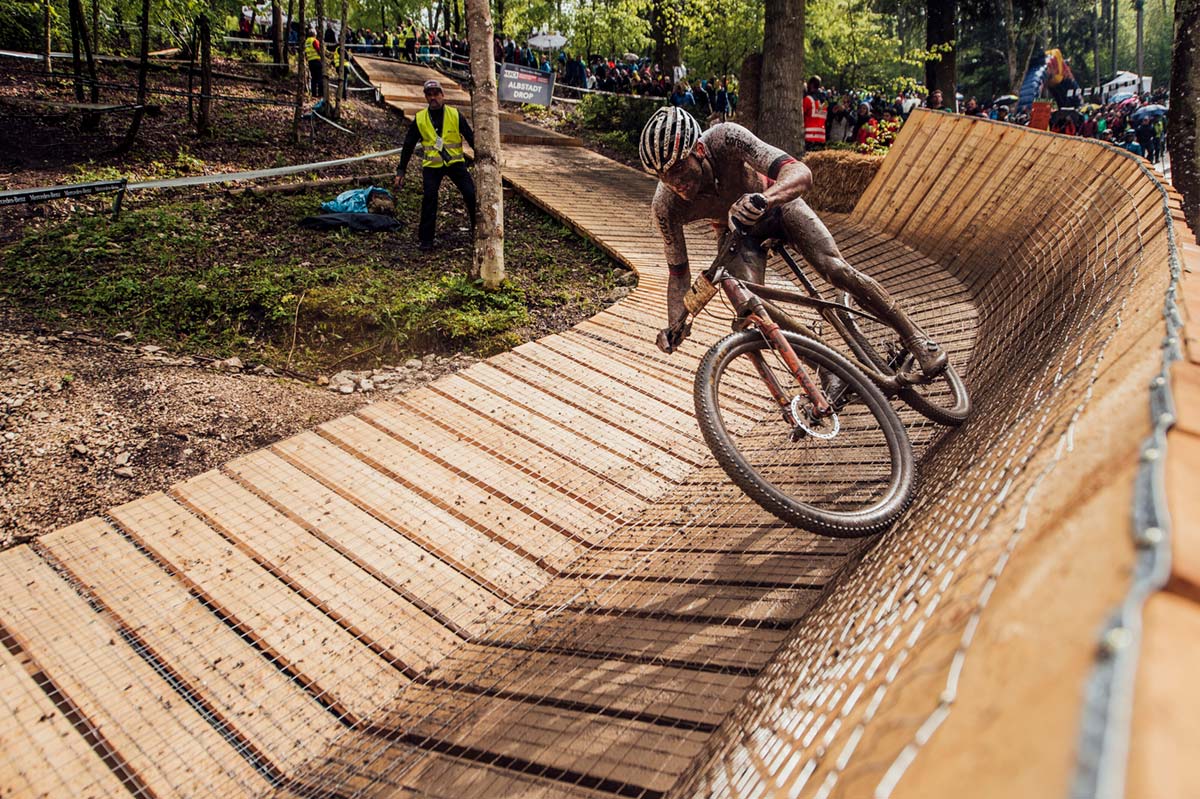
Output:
[1100, 71, 1152, 101]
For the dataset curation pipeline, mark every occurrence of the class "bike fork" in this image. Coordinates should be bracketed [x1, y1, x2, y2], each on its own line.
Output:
[742, 313, 833, 419]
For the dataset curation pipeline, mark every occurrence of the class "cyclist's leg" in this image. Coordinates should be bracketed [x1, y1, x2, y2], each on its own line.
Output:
[777, 197, 947, 376]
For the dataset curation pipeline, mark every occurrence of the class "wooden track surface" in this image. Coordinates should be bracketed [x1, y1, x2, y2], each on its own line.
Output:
[2, 72, 1186, 799]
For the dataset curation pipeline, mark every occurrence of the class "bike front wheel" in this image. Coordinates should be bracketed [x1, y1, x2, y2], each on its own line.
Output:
[695, 330, 916, 537]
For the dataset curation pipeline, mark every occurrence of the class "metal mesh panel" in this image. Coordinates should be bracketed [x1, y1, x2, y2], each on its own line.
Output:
[0, 107, 1176, 799]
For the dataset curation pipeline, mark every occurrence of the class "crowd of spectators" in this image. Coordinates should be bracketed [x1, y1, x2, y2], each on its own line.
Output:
[802, 79, 1169, 163]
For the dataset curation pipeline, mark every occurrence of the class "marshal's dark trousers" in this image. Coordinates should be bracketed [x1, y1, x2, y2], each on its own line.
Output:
[419, 162, 476, 246]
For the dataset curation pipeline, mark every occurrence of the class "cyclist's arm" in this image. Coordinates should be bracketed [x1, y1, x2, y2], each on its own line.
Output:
[654, 188, 690, 327]
[717, 123, 813, 208]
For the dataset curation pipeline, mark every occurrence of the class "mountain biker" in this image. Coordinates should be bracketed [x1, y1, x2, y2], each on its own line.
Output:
[640, 106, 947, 379]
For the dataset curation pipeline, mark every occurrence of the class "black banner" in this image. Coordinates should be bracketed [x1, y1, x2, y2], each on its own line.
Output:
[497, 63, 554, 107]
[0, 179, 128, 207]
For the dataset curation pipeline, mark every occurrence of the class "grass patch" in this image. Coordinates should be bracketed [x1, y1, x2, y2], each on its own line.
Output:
[1, 180, 624, 372]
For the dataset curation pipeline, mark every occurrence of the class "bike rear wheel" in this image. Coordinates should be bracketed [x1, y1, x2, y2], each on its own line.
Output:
[836, 291, 972, 426]
[695, 330, 916, 537]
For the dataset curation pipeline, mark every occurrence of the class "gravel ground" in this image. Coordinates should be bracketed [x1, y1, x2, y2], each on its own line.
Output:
[0, 313, 480, 548]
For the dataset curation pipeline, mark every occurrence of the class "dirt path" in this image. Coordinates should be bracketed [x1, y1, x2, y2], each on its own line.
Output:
[0, 312, 481, 547]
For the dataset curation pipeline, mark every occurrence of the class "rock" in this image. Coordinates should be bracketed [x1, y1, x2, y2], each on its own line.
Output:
[252, 364, 275, 376]
[317, 376, 330, 386]
[339, 384, 354, 394]
[140, 345, 163, 354]
[615, 270, 639, 287]
[32, 412, 49, 421]
[114, 451, 130, 466]
[71, 443, 89, 455]
[359, 379, 374, 391]
[608, 287, 633, 301]
[330, 370, 358, 386]
[415, 370, 434, 382]
[223, 357, 243, 371]
[4, 432, 16, 442]
[115, 331, 134, 341]
[404, 358, 423, 370]
[113, 467, 134, 478]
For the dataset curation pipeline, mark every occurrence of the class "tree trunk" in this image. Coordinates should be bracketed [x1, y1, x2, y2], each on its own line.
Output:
[453, 0, 461, 35]
[292, 0, 306, 144]
[1136, 0, 1144, 87]
[996, 0, 1019, 91]
[1092, 0, 1101, 90]
[285, 0, 294, 74]
[1099, 0, 1108, 79]
[465, 0, 505, 288]
[758, 0, 804, 155]
[198, 14, 212, 134]
[272, 0, 286, 79]
[1169, 0, 1200, 231]
[496, 0, 505, 35]
[69, 0, 100, 129]
[187, 23, 197, 122]
[316, 0, 330, 107]
[738, 51, 763, 132]
[114, 0, 150, 153]
[91, 0, 98, 54]
[925, 0, 957, 102]
[1111, 0, 1118, 77]
[43, 0, 52, 75]
[69, 0, 83, 101]
[650, 0, 680, 73]
[334, 0, 347, 117]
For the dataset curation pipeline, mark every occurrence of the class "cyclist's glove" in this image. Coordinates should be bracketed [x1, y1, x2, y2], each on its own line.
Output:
[729, 192, 769, 231]
[656, 321, 692, 354]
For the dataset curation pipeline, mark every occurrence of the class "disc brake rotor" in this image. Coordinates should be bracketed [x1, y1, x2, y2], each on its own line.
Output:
[789, 395, 840, 440]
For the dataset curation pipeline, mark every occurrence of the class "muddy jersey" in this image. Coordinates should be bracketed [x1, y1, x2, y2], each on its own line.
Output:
[651, 122, 797, 267]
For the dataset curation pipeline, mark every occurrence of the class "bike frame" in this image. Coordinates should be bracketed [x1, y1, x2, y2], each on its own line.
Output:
[711, 267, 834, 418]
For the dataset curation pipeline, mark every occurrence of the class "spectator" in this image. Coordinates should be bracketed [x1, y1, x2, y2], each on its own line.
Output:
[826, 96, 855, 144]
[926, 89, 951, 112]
[712, 79, 730, 122]
[1135, 117, 1156, 159]
[304, 27, 323, 96]
[803, 75, 828, 150]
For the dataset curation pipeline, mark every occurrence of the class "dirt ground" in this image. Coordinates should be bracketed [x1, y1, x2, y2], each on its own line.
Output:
[0, 308, 491, 547]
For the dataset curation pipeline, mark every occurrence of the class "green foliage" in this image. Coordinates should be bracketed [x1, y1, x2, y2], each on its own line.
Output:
[0, 0, 45, 51]
[426, 275, 528, 339]
[564, 0, 650, 59]
[675, 0, 763, 79]
[578, 92, 662, 133]
[0, 185, 614, 369]
[805, 0, 951, 95]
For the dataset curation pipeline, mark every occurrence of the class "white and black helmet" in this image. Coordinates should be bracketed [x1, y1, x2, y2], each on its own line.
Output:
[639, 106, 702, 174]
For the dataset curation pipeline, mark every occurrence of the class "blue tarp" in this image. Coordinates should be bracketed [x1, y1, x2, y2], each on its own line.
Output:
[320, 186, 392, 214]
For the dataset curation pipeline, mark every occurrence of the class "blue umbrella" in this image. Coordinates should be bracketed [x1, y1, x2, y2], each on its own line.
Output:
[1131, 104, 1167, 121]
[1107, 91, 1134, 104]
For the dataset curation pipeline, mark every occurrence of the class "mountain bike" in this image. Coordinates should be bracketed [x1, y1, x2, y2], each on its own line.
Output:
[671, 227, 970, 537]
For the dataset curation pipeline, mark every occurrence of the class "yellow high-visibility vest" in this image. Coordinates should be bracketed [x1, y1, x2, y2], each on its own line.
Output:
[416, 106, 465, 168]
[304, 36, 320, 62]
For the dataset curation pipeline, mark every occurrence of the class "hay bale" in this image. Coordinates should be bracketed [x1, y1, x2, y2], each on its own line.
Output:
[804, 149, 884, 213]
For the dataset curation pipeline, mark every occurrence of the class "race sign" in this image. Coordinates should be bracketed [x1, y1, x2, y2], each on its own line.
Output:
[497, 63, 554, 107]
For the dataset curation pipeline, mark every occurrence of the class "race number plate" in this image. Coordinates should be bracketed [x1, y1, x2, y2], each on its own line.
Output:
[683, 274, 718, 315]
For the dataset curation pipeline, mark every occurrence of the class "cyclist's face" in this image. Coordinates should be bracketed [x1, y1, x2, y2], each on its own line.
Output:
[660, 153, 704, 200]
